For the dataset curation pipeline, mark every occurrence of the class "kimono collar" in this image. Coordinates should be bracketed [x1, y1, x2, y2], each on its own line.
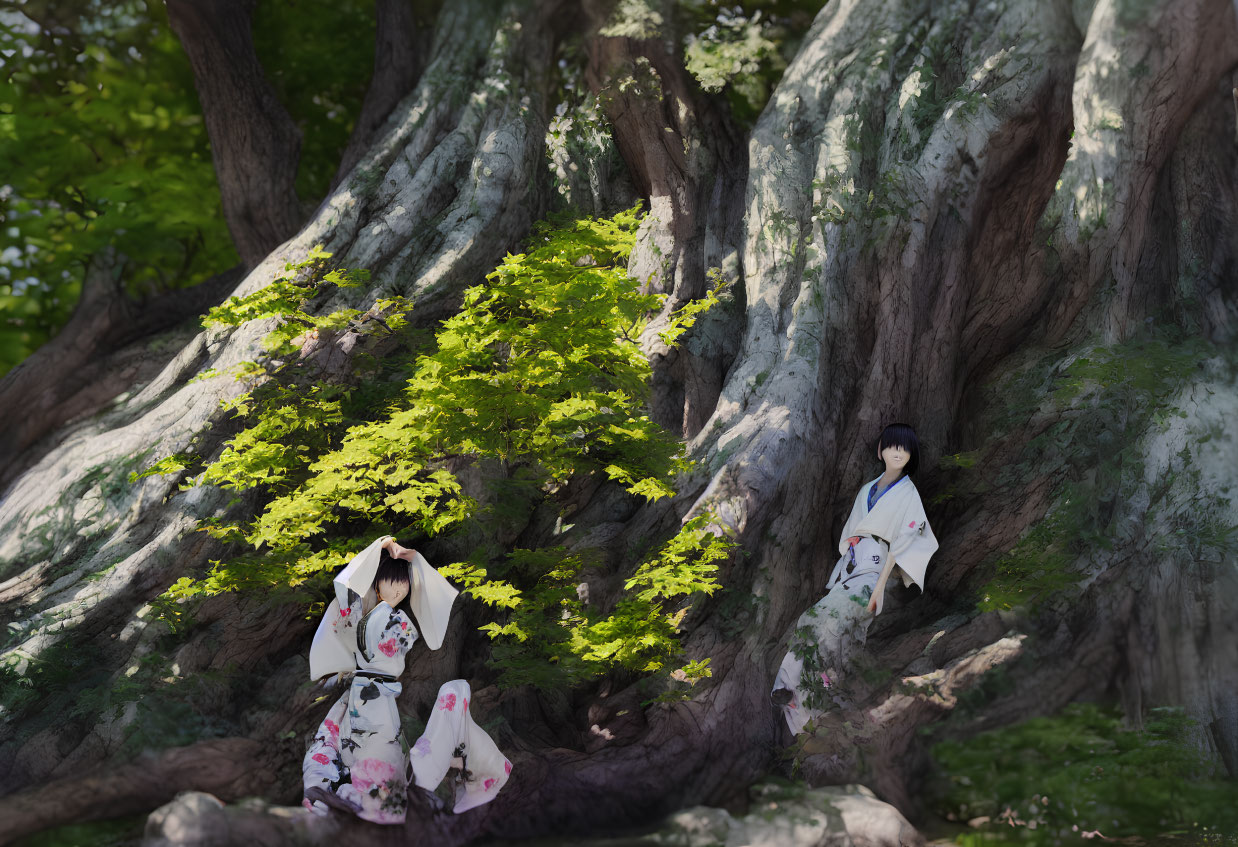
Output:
[867, 474, 907, 511]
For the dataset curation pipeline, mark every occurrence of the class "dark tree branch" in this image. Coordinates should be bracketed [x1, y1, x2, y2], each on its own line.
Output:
[165, 0, 303, 267]
[582, 0, 748, 439]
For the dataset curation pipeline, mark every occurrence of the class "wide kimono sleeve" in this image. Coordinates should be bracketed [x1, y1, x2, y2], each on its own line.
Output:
[410, 679, 512, 813]
[309, 593, 364, 681]
[886, 486, 938, 593]
[408, 551, 457, 650]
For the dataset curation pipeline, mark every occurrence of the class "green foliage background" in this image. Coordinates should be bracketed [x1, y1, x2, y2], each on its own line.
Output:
[931, 704, 1238, 845]
[0, 0, 375, 375]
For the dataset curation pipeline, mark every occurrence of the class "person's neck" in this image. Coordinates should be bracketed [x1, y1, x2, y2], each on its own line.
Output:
[878, 468, 902, 489]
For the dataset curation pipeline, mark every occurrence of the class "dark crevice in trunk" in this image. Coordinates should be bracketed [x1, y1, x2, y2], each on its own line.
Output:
[582, 0, 748, 439]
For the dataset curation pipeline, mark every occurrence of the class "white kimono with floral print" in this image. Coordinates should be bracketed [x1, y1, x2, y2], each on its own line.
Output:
[410, 679, 513, 812]
[773, 474, 938, 735]
[303, 600, 417, 824]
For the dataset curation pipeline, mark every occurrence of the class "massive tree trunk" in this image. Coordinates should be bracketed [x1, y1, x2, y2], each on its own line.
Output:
[165, 0, 304, 268]
[2, 0, 1237, 844]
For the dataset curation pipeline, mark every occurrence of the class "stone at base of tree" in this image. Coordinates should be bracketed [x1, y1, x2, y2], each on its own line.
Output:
[658, 783, 923, 847]
[517, 783, 924, 847]
[144, 792, 228, 847]
[143, 792, 319, 847]
[138, 784, 922, 847]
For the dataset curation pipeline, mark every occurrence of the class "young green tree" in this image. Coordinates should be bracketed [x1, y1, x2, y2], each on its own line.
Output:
[149, 207, 731, 688]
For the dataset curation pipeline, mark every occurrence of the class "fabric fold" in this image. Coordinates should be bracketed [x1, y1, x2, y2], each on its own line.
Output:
[309, 537, 458, 680]
[410, 679, 512, 813]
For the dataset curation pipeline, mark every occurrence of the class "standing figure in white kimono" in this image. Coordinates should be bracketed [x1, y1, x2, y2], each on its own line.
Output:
[302, 536, 457, 823]
[772, 423, 938, 736]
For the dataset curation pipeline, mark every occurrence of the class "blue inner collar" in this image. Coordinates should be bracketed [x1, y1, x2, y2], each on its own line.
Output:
[867, 474, 905, 510]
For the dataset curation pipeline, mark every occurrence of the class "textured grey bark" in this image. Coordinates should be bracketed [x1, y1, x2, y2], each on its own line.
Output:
[331, 0, 432, 186]
[0, 259, 244, 489]
[1, 0, 1237, 844]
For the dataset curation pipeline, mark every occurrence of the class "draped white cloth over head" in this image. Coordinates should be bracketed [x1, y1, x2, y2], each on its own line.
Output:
[309, 536, 459, 680]
[836, 475, 938, 614]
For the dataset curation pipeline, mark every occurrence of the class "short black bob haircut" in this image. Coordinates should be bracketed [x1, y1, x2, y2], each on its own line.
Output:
[875, 422, 920, 477]
[371, 548, 414, 618]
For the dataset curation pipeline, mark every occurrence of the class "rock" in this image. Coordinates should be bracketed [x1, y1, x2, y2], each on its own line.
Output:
[144, 792, 229, 847]
[821, 785, 924, 847]
[674, 783, 922, 847]
[143, 792, 323, 847]
[504, 782, 923, 847]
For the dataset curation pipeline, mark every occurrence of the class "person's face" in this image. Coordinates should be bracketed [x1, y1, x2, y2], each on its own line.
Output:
[377, 578, 408, 607]
[880, 443, 909, 473]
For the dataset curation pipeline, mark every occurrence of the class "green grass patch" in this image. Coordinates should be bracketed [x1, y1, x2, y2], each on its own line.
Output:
[931, 703, 1238, 845]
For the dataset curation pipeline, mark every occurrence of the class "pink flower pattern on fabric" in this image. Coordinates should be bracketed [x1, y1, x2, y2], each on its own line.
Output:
[340, 607, 350, 617]
[350, 757, 399, 794]
[378, 638, 399, 657]
[908, 521, 916, 528]
[820, 672, 832, 687]
[312, 753, 330, 765]
[484, 778, 496, 791]
[325, 719, 339, 738]
[504, 760, 512, 775]
[437, 692, 457, 711]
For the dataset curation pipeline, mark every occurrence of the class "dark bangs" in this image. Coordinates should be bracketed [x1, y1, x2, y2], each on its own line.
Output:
[877, 422, 920, 476]
[374, 549, 413, 617]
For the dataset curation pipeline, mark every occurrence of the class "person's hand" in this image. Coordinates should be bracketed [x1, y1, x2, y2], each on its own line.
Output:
[382, 537, 406, 556]
[385, 539, 418, 561]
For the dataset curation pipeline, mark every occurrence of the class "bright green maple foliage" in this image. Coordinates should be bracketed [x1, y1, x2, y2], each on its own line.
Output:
[147, 207, 731, 687]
